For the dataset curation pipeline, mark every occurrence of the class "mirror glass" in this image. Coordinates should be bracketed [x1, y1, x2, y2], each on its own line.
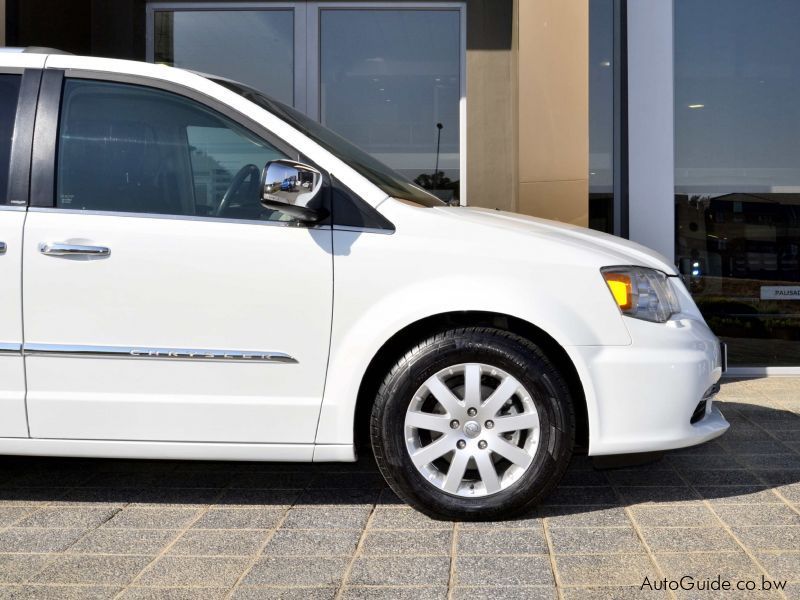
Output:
[261, 160, 322, 209]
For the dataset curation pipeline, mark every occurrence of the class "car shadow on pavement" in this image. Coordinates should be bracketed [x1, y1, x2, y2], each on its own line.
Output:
[0, 401, 797, 521]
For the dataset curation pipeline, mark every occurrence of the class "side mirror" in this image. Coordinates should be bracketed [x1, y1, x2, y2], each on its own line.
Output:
[260, 159, 327, 223]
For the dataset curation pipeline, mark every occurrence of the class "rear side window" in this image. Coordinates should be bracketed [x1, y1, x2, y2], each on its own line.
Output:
[56, 79, 287, 221]
[0, 75, 22, 204]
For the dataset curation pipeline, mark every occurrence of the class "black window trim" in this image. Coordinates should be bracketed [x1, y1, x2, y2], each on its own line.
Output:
[4, 68, 41, 207]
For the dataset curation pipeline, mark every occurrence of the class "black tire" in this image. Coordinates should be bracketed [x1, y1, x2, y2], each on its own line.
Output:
[370, 327, 575, 521]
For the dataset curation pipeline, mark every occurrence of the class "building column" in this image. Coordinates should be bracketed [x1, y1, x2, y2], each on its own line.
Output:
[627, 0, 674, 259]
[1, 0, 6, 46]
[516, 0, 588, 226]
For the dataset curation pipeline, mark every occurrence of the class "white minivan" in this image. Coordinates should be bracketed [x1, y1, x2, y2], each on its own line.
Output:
[0, 49, 728, 519]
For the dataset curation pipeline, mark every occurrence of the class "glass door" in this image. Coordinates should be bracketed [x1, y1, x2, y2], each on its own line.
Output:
[148, 2, 466, 202]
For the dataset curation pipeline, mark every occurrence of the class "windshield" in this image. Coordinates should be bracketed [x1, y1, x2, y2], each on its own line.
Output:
[211, 77, 444, 207]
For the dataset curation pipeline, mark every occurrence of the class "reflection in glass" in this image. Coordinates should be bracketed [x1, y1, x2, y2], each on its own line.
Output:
[675, 0, 800, 366]
[153, 10, 294, 106]
[320, 9, 461, 202]
[589, 0, 614, 233]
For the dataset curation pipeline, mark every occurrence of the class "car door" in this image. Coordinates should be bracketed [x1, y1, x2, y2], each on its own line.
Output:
[22, 71, 333, 449]
[0, 62, 40, 439]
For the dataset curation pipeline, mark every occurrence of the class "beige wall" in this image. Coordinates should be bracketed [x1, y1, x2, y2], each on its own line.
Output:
[465, 0, 517, 211]
[516, 0, 588, 226]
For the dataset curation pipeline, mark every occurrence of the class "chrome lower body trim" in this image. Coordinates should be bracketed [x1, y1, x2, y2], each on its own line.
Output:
[13, 343, 296, 363]
[0, 342, 22, 354]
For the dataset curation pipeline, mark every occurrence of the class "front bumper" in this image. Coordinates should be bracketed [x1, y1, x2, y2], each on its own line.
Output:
[570, 313, 729, 456]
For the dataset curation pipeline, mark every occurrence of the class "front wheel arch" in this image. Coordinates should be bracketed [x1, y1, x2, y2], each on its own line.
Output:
[354, 311, 589, 455]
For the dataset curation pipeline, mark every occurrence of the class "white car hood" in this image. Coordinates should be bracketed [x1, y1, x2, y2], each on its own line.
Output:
[433, 206, 678, 275]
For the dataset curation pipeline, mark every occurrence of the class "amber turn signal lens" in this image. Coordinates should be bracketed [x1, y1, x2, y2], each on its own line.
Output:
[602, 272, 633, 310]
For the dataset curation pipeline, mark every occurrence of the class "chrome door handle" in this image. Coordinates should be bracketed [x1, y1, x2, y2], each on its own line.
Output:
[0, 242, 6, 255]
[40, 242, 110, 257]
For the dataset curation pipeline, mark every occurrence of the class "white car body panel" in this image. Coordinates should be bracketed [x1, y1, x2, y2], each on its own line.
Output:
[22, 210, 332, 443]
[0, 209, 27, 437]
[0, 53, 728, 463]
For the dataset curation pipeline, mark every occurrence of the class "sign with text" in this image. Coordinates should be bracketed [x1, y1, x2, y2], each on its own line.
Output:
[760, 286, 800, 300]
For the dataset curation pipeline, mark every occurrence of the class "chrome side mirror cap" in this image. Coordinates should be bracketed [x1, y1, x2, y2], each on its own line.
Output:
[260, 159, 327, 223]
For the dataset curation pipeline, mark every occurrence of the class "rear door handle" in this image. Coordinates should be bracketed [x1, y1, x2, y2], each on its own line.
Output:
[0, 242, 6, 255]
[40, 242, 110, 258]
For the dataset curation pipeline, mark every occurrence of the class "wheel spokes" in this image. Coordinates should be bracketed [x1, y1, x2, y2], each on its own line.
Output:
[481, 375, 520, 416]
[463, 363, 482, 411]
[491, 437, 534, 469]
[443, 450, 470, 493]
[405, 411, 452, 433]
[474, 451, 502, 494]
[492, 411, 539, 433]
[424, 374, 463, 415]
[409, 436, 452, 468]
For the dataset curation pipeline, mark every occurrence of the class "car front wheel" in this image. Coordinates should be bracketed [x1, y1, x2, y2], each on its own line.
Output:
[370, 327, 575, 520]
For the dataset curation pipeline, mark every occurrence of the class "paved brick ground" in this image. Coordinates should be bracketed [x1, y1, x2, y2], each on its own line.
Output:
[0, 377, 798, 599]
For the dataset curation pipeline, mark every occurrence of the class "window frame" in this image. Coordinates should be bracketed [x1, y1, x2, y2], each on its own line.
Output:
[2, 68, 40, 208]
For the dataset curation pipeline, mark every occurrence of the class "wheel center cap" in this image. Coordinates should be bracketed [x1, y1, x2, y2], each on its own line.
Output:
[463, 420, 481, 438]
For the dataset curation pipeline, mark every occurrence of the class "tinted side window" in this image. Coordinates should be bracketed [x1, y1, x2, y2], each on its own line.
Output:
[56, 79, 286, 220]
[0, 75, 22, 204]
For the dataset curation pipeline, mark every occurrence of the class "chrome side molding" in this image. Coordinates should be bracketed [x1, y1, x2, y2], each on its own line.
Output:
[1, 343, 297, 363]
[0, 241, 6, 254]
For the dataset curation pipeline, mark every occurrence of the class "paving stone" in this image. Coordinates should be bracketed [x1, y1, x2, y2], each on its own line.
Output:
[342, 587, 448, 600]
[540, 506, 631, 528]
[103, 508, 202, 529]
[363, 529, 452, 555]
[668, 454, 741, 470]
[555, 553, 656, 586]
[155, 472, 231, 489]
[736, 454, 800, 470]
[655, 551, 762, 580]
[560, 586, 668, 599]
[168, 529, 269, 556]
[732, 526, 800, 551]
[130, 488, 222, 507]
[214, 489, 300, 507]
[368, 507, 451, 530]
[712, 503, 800, 527]
[454, 555, 552, 586]
[681, 469, 762, 486]
[281, 506, 372, 530]
[542, 486, 619, 506]
[549, 526, 644, 554]
[0, 488, 64, 506]
[264, 529, 361, 556]
[0, 584, 122, 599]
[456, 527, 547, 555]
[776, 482, 800, 503]
[32, 555, 152, 585]
[309, 473, 385, 489]
[119, 588, 229, 600]
[723, 440, 792, 454]
[134, 556, 250, 587]
[628, 505, 719, 527]
[0, 554, 52, 583]
[67, 529, 179, 555]
[615, 486, 701, 505]
[559, 469, 610, 486]
[606, 469, 686, 487]
[191, 508, 284, 529]
[640, 527, 740, 552]
[694, 485, 782, 504]
[0, 507, 33, 527]
[0, 528, 85, 553]
[756, 552, 800, 582]
[229, 472, 315, 489]
[242, 556, 349, 586]
[451, 587, 556, 600]
[18, 507, 119, 529]
[349, 556, 451, 586]
[458, 514, 542, 529]
[295, 488, 382, 506]
[233, 587, 336, 600]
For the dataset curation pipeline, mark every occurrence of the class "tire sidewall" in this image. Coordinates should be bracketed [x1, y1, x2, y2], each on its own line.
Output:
[373, 329, 574, 520]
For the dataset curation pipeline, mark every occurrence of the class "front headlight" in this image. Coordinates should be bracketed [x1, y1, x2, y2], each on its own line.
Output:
[601, 266, 681, 323]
